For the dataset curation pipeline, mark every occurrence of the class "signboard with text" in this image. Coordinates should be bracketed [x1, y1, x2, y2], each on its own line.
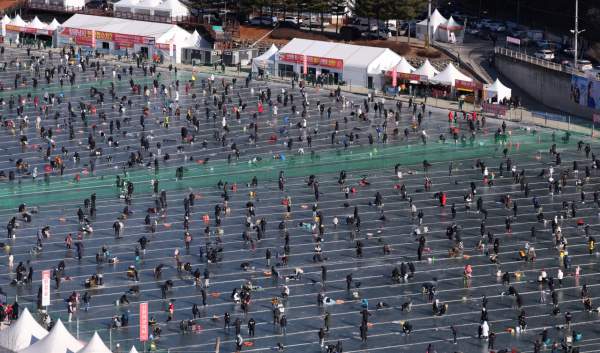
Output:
[5, 24, 52, 36]
[455, 79, 483, 92]
[60, 27, 155, 48]
[506, 36, 521, 46]
[139, 302, 148, 342]
[398, 72, 427, 82]
[42, 269, 51, 306]
[279, 52, 343, 70]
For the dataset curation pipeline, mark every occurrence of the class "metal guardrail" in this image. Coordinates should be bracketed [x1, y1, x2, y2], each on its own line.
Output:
[494, 47, 579, 76]
[112, 11, 203, 25]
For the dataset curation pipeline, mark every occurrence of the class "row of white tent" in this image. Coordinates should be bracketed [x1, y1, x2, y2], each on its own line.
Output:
[0, 14, 61, 33]
[0, 308, 140, 353]
[252, 44, 478, 88]
[114, 0, 190, 18]
[397, 58, 472, 86]
[394, 57, 512, 100]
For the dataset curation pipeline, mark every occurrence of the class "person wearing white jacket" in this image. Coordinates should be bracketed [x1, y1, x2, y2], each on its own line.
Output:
[480, 320, 489, 339]
[557, 268, 564, 286]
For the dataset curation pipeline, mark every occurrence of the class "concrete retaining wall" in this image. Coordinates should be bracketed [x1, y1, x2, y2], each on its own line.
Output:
[495, 54, 594, 120]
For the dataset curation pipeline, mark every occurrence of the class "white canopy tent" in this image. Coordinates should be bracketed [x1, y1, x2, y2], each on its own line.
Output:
[252, 44, 278, 74]
[413, 59, 439, 79]
[0, 15, 11, 36]
[485, 78, 512, 101]
[63, 0, 86, 8]
[416, 9, 447, 41]
[437, 16, 464, 43]
[134, 0, 161, 14]
[152, 0, 190, 18]
[28, 17, 47, 31]
[77, 332, 112, 353]
[17, 319, 84, 353]
[10, 15, 27, 28]
[432, 63, 472, 86]
[113, 0, 140, 13]
[0, 308, 48, 352]
[366, 48, 402, 76]
[185, 30, 211, 48]
[394, 57, 416, 74]
[46, 18, 61, 31]
[128, 346, 139, 353]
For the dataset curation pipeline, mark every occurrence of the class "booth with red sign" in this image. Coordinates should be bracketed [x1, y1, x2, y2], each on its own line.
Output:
[455, 79, 483, 105]
[384, 69, 429, 95]
[3, 15, 55, 47]
[59, 26, 156, 57]
[275, 38, 403, 89]
[56, 14, 196, 64]
[278, 51, 344, 83]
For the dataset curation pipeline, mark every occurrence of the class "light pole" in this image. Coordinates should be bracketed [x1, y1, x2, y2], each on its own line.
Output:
[425, 0, 432, 47]
[571, 0, 585, 69]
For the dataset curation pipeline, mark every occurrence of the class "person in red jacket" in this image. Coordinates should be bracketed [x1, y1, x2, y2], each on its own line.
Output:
[440, 192, 447, 207]
[166, 301, 174, 322]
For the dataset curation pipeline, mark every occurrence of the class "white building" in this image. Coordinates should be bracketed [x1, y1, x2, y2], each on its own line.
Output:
[113, 0, 190, 19]
[275, 38, 402, 89]
[29, 0, 89, 10]
[57, 14, 201, 63]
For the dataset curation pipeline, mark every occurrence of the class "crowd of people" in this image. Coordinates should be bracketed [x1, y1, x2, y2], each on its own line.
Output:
[0, 42, 595, 353]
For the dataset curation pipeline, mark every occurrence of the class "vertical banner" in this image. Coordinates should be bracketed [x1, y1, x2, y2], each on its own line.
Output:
[139, 302, 148, 342]
[303, 55, 308, 75]
[91, 30, 96, 49]
[169, 42, 173, 57]
[392, 67, 397, 88]
[42, 270, 51, 307]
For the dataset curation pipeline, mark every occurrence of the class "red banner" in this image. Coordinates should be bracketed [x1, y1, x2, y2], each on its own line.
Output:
[61, 27, 155, 48]
[391, 67, 397, 87]
[303, 55, 307, 75]
[6, 24, 39, 34]
[280, 52, 343, 70]
[455, 80, 483, 92]
[139, 302, 148, 342]
[42, 270, 51, 306]
[482, 102, 508, 116]
[396, 72, 426, 82]
[61, 27, 94, 46]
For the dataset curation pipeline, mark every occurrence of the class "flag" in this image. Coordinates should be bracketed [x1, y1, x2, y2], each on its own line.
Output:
[139, 302, 148, 342]
[303, 55, 308, 75]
